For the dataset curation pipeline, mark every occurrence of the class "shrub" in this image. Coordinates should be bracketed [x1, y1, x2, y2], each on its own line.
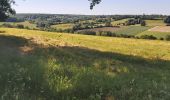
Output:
[165, 35, 170, 41]
[0, 31, 5, 33]
[140, 35, 157, 40]
[141, 20, 146, 26]
[164, 16, 170, 26]
[76, 31, 96, 35]
[16, 24, 24, 29]
[96, 31, 102, 36]
[2, 23, 14, 28]
[24, 26, 30, 30]
[160, 37, 164, 40]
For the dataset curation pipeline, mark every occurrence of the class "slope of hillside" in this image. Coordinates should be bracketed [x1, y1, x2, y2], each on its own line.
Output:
[137, 26, 170, 39]
[0, 28, 170, 100]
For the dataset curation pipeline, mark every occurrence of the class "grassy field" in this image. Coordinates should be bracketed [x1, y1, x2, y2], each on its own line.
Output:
[0, 28, 170, 100]
[114, 26, 151, 35]
[137, 31, 170, 39]
[77, 26, 151, 36]
[0, 21, 37, 29]
[148, 26, 170, 32]
[145, 20, 166, 26]
[51, 23, 74, 30]
[137, 26, 170, 39]
[111, 19, 130, 26]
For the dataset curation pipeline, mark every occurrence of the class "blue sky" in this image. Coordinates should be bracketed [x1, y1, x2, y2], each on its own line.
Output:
[13, 0, 170, 15]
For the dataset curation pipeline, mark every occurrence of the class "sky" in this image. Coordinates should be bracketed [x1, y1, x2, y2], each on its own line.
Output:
[13, 0, 170, 15]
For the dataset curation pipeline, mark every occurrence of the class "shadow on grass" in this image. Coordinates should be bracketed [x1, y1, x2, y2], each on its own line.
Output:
[0, 35, 170, 100]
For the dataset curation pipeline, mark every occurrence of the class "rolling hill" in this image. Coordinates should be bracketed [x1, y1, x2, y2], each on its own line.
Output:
[0, 28, 170, 100]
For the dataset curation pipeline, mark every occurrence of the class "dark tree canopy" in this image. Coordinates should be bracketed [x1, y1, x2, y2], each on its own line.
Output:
[89, 0, 101, 9]
[164, 16, 170, 25]
[0, 0, 15, 21]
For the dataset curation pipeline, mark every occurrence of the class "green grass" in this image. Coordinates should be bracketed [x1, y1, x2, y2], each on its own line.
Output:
[51, 23, 74, 30]
[137, 31, 170, 39]
[77, 26, 151, 36]
[114, 26, 151, 35]
[145, 20, 166, 26]
[0, 21, 37, 29]
[111, 19, 130, 26]
[0, 28, 170, 100]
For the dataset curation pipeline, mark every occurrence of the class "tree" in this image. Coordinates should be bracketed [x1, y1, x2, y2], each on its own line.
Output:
[141, 20, 146, 26]
[164, 16, 170, 26]
[0, 0, 16, 21]
[89, 0, 101, 9]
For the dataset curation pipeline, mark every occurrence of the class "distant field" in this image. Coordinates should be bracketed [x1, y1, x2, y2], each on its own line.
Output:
[145, 20, 165, 26]
[0, 21, 37, 29]
[77, 26, 151, 35]
[1, 28, 170, 99]
[111, 18, 130, 26]
[114, 26, 151, 35]
[77, 27, 121, 33]
[0, 22, 4, 25]
[136, 26, 170, 39]
[18, 21, 37, 29]
[51, 23, 74, 30]
[148, 26, 170, 32]
[137, 31, 170, 39]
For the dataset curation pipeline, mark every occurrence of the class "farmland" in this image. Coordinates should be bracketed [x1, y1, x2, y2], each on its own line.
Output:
[51, 23, 74, 30]
[77, 26, 151, 36]
[111, 18, 130, 26]
[0, 21, 37, 29]
[138, 31, 170, 39]
[145, 20, 166, 26]
[148, 26, 170, 32]
[114, 26, 151, 35]
[1, 28, 170, 99]
[136, 26, 170, 39]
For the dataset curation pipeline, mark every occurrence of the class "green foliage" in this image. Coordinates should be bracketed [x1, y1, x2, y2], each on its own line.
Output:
[140, 35, 157, 40]
[141, 20, 146, 26]
[76, 30, 96, 35]
[164, 16, 170, 26]
[89, 0, 101, 9]
[0, 0, 15, 21]
[16, 24, 24, 29]
[165, 35, 170, 41]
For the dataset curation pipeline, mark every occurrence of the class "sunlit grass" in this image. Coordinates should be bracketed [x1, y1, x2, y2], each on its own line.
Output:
[51, 23, 74, 30]
[145, 20, 166, 26]
[111, 18, 130, 26]
[137, 31, 170, 39]
[0, 28, 170, 99]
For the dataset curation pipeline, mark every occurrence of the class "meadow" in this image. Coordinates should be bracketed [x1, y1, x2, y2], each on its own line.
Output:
[0, 21, 37, 29]
[136, 26, 170, 39]
[114, 26, 151, 35]
[51, 23, 74, 30]
[145, 20, 166, 26]
[137, 31, 170, 39]
[111, 18, 130, 26]
[77, 26, 151, 36]
[0, 28, 170, 100]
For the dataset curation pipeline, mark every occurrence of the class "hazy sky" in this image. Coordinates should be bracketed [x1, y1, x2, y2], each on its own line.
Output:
[13, 0, 170, 15]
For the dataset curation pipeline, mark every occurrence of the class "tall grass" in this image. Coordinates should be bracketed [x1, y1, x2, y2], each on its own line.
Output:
[0, 28, 170, 99]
